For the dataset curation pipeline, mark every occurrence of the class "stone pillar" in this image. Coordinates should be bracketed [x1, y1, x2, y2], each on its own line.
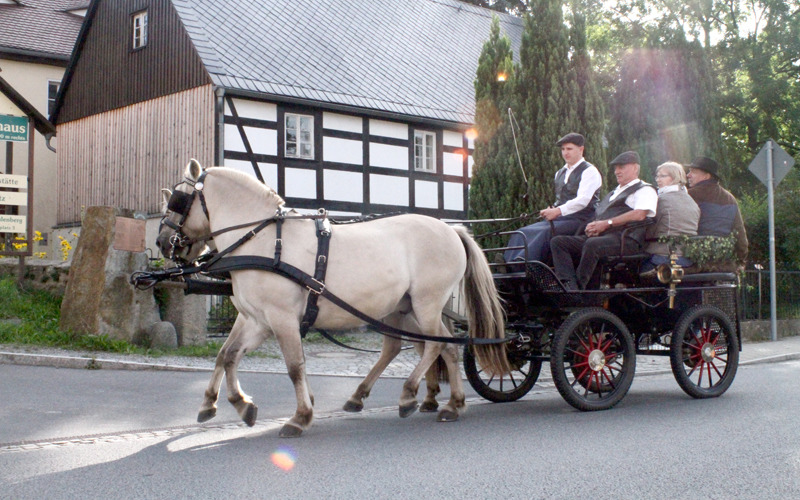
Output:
[161, 287, 208, 346]
[60, 207, 160, 342]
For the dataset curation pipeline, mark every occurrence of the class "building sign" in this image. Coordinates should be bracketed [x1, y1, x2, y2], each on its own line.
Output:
[0, 114, 28, 142]
[0, 214, 26, 233]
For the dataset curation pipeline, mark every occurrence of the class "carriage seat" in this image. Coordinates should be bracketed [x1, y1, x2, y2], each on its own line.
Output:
[597, 218, 655, 282]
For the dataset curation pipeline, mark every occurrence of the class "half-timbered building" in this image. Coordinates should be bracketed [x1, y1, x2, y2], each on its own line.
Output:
[52, 0, 523, 243]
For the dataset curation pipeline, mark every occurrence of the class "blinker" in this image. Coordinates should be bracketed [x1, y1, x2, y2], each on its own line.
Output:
[167, 190, 194, 216]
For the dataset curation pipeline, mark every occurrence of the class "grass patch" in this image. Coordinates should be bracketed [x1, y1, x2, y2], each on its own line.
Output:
[0, 275, 222, 357]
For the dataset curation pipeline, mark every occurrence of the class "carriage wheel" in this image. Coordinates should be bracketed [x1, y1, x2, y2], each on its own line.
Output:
[463, 342, 541, 403]
[550, 308, 635, 411]
[669, 305, 739, 399]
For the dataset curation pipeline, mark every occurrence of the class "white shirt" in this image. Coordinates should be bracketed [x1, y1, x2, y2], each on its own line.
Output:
[609, 179, 658, 217]
[555, 158, 603, 217]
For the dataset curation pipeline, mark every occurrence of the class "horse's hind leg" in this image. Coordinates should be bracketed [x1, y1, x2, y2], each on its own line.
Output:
[198, 314, 246, 423]
[343, 327, 402, 412]
[419, 343, 441, 413]
[436, 341, 466, 422]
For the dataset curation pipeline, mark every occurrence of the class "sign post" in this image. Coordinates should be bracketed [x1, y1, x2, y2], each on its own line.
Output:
[748, 139, 796, 341]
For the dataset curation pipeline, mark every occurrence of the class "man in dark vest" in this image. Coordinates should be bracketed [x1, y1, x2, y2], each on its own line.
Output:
[504, 132, 602, 263]
[550, 151, 658, 290]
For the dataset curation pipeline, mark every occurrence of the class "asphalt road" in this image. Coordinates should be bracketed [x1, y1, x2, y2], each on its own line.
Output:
[2, 361, 800, 499]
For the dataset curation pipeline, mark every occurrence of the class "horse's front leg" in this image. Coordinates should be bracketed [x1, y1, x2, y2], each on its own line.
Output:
[343, 331, 403, 412]
[274, 323, 314, 438]
[197, 314, 246, 423]
[219, 317, 267, 427]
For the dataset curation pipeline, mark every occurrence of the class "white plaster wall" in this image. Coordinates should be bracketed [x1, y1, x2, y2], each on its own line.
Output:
[414, 180, 438, 209]
[443, 130, 463, 148]
[324, 170, 362, 202]
[223, 159, 278, 189]
[443, 182, 464, 211]
[224, 123, 246, 152]
[370, 175, 408, 206]
[468, 155, 474, 178]
[443, 151, 463, 176]
[227, 98, 277, 121]
[370, 143, 407, 170]
[369, 119, 407, 139]
[244, 126, 277, 155]
[285, 168, 316, 199]
[323, 136, 362, 165]
[323, 112, 361, 133]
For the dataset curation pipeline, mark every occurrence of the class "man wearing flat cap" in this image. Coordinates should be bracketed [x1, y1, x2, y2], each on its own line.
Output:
[550, 150, 657, 290]
[686, 156, 748, 268]
[504, 132, 602, 264]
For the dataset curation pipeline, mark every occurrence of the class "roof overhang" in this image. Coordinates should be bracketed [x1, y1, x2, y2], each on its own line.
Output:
[0, 74, 57, 136]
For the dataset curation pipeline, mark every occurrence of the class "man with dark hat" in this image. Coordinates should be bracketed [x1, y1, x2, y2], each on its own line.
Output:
[550, 150, 657, 290]
[504, 132, 602, 263]
[685, 156, 748, 268]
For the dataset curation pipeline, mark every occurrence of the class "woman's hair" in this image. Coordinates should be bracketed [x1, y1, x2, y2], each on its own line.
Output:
[656, 161, 687, 186]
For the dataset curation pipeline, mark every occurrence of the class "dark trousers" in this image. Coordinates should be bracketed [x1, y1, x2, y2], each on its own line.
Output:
[551, 232, 637, 289]
[504, 218, 583, 263]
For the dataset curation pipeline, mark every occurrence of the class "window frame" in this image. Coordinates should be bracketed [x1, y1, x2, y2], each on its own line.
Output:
[414, 130, 436, 172]
[132, 10, 148, 50]
[284, 112, 315, 160]
[47, 80, 60, 118]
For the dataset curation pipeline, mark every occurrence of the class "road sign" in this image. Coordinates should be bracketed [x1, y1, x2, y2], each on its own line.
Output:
[748, 139, 795, 187]
[0, 191, 27, 205]
[0, 173, 27, 188]
[0, 114, 28, 142]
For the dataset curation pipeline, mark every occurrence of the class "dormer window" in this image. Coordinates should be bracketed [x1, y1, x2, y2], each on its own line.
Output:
[132, 10, 148, 50]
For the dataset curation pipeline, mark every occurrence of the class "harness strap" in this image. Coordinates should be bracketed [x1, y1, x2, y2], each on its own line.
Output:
[201, 217, 277, 270]
[202, 256, 511, 346]
[299, 213, 332, 336]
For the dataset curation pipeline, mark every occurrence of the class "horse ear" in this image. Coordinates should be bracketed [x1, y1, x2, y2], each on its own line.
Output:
[161, 188, 172, 212]
[185, 158, 203, 180]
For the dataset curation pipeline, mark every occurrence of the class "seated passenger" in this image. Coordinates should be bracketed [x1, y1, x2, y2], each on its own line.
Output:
[685, 157, 748, 271]
[504, 132, 601, 264]
[640, 162, 700, 275]
[550, 151, 657, 290]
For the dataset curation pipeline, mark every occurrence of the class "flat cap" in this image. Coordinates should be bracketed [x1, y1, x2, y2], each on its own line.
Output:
[609, 150, 640, 166]
[556, 132, 585, 147]
[685, 156, 720, 178]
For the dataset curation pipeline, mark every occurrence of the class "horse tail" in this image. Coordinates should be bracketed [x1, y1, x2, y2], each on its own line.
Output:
[453, 226, 511, 376]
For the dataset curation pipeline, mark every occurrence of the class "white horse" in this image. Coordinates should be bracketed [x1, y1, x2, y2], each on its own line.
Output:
[156, 160, 509, 437]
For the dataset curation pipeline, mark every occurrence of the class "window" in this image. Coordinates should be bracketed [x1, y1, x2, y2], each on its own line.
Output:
[285, 113, 314, 159]
[47, 81, 59, 118]
[132, 10, 148, 49]
[414, 130, 436, 172]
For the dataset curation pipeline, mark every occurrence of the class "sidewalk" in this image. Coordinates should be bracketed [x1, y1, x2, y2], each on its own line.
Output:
[2, 333, 799, 379]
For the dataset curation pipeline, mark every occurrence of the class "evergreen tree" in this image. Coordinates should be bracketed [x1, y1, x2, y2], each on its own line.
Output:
[516, 0, 580, 209]
[569, 6, 607, 179]
[469, 16, 521, 241]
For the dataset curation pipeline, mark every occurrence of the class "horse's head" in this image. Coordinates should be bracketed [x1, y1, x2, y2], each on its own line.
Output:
[156, 159, 212, 264]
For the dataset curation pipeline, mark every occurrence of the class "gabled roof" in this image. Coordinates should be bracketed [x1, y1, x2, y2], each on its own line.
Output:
[0, 0, 87, 62]
[0, 74, 56, 135]
[171, 0, 522, 125]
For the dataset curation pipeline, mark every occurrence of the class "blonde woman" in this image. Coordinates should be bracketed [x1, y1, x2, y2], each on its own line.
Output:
[642, 161, 700, 274]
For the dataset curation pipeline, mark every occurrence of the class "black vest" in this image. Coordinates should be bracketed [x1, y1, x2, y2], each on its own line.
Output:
[554, 161, 600, 221]
[589, 180, 654, 245]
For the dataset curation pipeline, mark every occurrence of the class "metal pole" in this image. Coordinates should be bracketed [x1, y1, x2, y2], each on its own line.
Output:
[767, 140, 778, 341]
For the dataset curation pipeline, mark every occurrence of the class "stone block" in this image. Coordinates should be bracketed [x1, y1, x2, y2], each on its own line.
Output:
[146, 321, 178, 348]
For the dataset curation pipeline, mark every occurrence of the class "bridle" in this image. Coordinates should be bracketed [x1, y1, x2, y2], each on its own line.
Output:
[159, 171, 211, 261]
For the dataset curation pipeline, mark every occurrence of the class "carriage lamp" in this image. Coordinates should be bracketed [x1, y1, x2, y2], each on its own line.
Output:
[657, 252, 684, 308]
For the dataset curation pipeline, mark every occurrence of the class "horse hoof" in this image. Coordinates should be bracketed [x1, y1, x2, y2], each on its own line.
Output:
[399, 402, 419, 418]
[436, 409, 459, 422]
[197, 408, 217, 423]
[343, 400, 364, 413]
[243, 403, 258, 427]
[279, 423, 303, 438]
[419, 401, 439, 413]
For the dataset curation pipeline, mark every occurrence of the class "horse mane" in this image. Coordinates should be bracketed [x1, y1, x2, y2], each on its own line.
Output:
[207, 167, 285, 208]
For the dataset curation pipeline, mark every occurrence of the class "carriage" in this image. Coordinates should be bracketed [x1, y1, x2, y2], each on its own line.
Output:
[133, 160, 740, 437]
[458, 225, 740, 412]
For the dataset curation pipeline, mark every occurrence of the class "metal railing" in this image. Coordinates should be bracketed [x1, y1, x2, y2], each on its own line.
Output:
[739, 269, 800, 320]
